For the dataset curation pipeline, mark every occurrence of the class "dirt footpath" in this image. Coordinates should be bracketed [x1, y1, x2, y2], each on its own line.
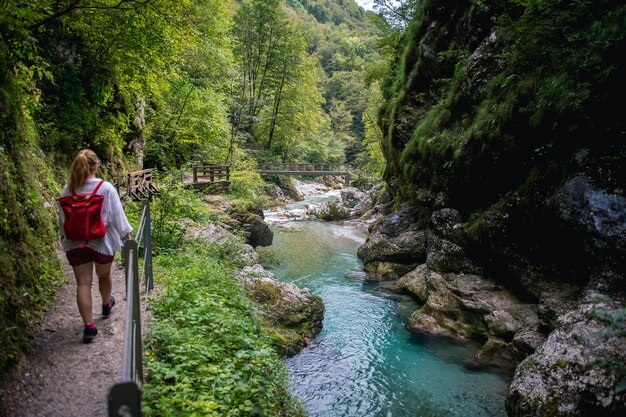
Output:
[0, 253, 128, 417]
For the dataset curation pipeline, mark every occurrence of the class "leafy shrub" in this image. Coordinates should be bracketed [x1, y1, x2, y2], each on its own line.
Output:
[143, 243, 305, 417]
[129, 174, 211, 254]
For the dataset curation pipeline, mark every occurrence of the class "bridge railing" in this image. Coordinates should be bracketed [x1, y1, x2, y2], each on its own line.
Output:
[259, 163, 350, 172]
[108, 200, 153, 417]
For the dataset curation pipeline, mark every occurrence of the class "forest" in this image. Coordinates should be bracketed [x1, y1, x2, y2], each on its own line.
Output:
[0, 0, 385, 368]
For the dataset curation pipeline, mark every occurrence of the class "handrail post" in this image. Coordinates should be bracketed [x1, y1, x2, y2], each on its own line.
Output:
[110, 239, 142, 417]
[142, 200, 153, 291]
[122, 240, 141, 385]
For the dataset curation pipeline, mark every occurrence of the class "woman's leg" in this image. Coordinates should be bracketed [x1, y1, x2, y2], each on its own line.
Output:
[72, 262, 95, 325]
[95, 262, 113, 305]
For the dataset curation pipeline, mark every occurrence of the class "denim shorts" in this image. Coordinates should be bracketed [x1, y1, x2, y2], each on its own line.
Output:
[66, 247, 114, 266]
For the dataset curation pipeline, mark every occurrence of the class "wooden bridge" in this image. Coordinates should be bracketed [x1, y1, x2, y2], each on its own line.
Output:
[259, 163, 351, 179]
[117, 162, 349, 198]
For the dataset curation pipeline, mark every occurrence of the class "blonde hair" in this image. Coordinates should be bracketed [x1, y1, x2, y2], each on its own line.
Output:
[69, 149, 100, 193]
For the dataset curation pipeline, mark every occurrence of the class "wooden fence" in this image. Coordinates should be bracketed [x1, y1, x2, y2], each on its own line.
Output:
[192, 164, 231, 185]
[117, 169, 159, 201]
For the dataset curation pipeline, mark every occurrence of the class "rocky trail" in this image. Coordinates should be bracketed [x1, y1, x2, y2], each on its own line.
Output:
[0, 252, 128, 417]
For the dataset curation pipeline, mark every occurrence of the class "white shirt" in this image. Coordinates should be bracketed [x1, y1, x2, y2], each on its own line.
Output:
[59, 178, 133, 256]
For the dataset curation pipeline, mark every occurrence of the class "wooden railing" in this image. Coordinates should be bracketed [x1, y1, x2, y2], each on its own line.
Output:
[192, 164, 231, 184]
[127, 169, 158, 201]
[259, 163, 351, 176]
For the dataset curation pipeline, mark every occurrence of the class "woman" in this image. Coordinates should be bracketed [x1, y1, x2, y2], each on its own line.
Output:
[59, 149, 132, 343]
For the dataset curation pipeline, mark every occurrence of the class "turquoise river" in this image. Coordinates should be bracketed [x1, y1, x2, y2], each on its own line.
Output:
[263, 190, 510, 417]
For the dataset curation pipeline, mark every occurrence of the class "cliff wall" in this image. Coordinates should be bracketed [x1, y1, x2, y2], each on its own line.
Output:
[364, 0, 626, 415]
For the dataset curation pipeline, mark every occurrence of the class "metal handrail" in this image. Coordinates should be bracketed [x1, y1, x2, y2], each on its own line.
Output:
[108, 200, 153, 417]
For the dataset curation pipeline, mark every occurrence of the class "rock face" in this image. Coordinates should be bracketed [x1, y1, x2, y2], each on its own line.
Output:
[359, 199, 625, 409]
[506, 298, 626, 417]
[235, 265, 324, 356]
[369, 0, 625, 413]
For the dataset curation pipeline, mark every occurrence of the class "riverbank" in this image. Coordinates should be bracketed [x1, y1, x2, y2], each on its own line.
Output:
[139, 181, 329, 416]
[263, 184, 511, 417]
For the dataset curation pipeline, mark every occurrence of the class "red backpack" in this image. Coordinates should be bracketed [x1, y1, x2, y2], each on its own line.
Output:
[59, 180, 107, 246]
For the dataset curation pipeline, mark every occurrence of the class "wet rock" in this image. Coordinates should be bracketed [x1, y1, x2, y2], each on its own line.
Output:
[235, 265, 324, 356]
[358, 229, 428, 265]
[506, 300, 626, 417]
[232, 212, 274, 248]
[408, 311, 456, 339]
[397, 264, 541, 365]
[363, 261, 417, 281]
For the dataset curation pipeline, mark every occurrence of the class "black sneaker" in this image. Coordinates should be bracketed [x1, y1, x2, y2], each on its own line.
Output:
[83, 326, 98, 344]
[102, 295, 116, 317]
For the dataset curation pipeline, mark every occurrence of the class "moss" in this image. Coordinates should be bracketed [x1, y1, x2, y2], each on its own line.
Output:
[380, 0, 626, 213]
[554, 359, 569, 369]
[0, 114, 65, 372]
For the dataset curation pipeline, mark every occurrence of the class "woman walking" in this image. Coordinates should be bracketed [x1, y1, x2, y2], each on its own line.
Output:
[59, 149, 132, 343]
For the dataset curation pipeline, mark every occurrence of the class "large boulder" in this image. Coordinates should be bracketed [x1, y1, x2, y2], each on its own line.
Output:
[235, 265, 324, 356]
[277, 177, 304, 201]
[506, 297, 626, 417]
[263, 183, 289, 203]
[397, 264, 541, 368]
[307, 187, 373, 221]
[307, 200, 352, 221]
[358, 229, 428, 266]
[193, 223, 259, 266]
[357, 207, 427, 266]
[232, 211, 274, 247]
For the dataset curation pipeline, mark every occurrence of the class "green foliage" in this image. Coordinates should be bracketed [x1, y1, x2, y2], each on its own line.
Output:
[288, 0, 367, 26]
[230, 0, 385, 169]
[143, 243, 305, 417]
[380, 0, 626, 205]
[229, 148, 268, 205]
[0, 108, 64, 371]
[139, 174, 211, 254]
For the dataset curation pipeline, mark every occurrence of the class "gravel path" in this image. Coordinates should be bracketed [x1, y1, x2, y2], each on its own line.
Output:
[0, 253, 128, 417]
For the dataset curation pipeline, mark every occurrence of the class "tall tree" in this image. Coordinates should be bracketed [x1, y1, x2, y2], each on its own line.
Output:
[232, 0, 289, 142]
